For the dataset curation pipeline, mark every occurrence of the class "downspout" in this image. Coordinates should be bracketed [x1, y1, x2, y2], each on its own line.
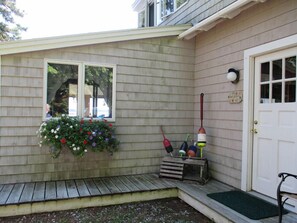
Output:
[178, 0, 266, 40]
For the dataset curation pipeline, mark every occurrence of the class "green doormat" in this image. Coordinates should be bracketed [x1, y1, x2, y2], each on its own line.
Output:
[207, 190, 284, 220]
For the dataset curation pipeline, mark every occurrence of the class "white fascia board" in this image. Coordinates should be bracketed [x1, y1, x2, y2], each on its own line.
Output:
[0, 25, 191, 56]
[179, 0, 266, 40]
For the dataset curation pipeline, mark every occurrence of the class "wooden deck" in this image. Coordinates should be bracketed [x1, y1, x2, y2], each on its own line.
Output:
[0, 174, 296, 223]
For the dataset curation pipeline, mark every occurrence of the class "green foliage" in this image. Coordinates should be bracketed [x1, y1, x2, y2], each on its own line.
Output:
[37, 115, 119, 158]
[0, 0, 26, 41]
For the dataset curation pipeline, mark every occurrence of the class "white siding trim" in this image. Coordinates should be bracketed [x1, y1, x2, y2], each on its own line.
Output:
[0, 25, 191, 56]
[241, 34, 297, 191]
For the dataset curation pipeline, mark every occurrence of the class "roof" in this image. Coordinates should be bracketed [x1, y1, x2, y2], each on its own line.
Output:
[0, 24, 191, 55]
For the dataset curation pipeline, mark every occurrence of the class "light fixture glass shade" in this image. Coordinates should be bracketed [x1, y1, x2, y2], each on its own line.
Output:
[227, 68, 239, 83]
[227, 71, 237, 82]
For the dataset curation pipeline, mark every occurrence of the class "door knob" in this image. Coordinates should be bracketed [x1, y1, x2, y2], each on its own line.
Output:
[250, 128, 258, 134]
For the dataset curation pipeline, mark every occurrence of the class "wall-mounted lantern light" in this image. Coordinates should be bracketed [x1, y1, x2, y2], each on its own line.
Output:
[227, 68, 240, 84]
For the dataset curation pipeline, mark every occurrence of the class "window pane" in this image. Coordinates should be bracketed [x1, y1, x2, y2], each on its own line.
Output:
[176, 0, 187, 8]
[285, 56, 296, 79]
[272, 82, 282, 103]
[285, 81, 296, 102]
[161, 0, 174, 17]
[47, 63, 78, 118]
[272, 59, 282, 80]
[261, 62, 270, 82]
[260, 84, 269, 103]
[84, 65, 113, 119]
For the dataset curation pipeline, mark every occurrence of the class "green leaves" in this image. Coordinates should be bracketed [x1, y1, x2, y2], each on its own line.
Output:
[37, 115, 119, 158]
[0, 0, 26, 41]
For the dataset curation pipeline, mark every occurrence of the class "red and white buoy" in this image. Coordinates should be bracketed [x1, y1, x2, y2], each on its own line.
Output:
[197, 93, 206, 158]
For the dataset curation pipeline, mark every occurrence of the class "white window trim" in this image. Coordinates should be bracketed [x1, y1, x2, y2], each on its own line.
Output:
[241, 34, 297, 192]
[43, 59, 117, 122]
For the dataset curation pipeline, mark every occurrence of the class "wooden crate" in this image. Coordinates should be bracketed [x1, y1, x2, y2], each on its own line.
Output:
[159, 156, 209, 184]
[159, 156, 185, 180]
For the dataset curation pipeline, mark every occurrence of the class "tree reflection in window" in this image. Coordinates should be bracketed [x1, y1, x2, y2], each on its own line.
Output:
[47, 63, 78, 117]
[84, 65, 113, 119]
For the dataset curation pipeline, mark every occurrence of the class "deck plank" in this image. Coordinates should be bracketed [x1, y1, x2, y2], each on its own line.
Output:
[84, 179, 101, 196]
[128, 175, 150, 191]
[133, 175, 159, 190]
[93, 178, 111, 195]
[6, 183, 25, 204]
[109, 177, 131, 193]
[32, 182, 45, 202]
[143, 174, 170, 189]
[75, 180, 90, 197]
[0, 184, 14, 204]
[19, 183, 35, 203]
[102, 177, 121, 194]
[65, 180, 79, 198]
[117, 176, 141, 191]
[45, 182, 57, 200]
[56, 181, 68, 199]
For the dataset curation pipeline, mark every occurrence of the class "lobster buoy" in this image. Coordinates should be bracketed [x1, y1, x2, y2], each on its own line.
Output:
[179, 134, 189, 157]
[187, 145, 197, 157]
[197, 93, 206, 158]
[197, 127, 206, 148]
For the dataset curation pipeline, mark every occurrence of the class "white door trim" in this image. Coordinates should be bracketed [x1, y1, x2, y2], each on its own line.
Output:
[241, 34, 297, 191]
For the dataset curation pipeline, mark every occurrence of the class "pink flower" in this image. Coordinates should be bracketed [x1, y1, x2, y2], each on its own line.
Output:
[60, 138, 66, 144]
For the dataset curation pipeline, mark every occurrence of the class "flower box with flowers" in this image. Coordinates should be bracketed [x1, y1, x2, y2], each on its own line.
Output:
[37, 115, 119, 158]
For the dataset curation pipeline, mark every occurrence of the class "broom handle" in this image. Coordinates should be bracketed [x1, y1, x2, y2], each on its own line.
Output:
[200, 93, 204, 127]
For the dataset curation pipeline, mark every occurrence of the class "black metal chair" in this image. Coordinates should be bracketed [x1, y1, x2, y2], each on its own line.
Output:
[277, 172, 297, 223]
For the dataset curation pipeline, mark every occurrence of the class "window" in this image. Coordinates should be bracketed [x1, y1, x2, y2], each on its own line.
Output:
[160, 0, 187, 18]
[45, 61, 116, 121]
[260, 55, 296, 103]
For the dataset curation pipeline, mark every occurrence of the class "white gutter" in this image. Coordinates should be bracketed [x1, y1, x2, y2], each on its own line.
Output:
[179, 0, 266, 40]
[0, 25, 191, 56]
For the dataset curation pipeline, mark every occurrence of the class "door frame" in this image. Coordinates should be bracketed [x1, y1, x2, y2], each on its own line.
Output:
[241, 34, 297, 192]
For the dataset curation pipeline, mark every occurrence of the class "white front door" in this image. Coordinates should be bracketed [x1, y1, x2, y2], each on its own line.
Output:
[252, 47, 297, 202]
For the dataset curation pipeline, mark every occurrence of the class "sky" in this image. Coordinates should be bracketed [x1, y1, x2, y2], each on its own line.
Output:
[15, 0, 138, 40]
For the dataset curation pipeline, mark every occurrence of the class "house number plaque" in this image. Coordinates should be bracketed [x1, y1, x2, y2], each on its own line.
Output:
[228, 91, 243, 104]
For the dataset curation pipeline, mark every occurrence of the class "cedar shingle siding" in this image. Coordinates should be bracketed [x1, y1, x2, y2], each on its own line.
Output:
[0, 37, 195, 183]
[160, 0, 237, 26]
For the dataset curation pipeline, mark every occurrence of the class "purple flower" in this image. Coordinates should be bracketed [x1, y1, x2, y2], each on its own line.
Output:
[92, 142, 96, 147]
[105, 138, 109, 142]
[89, 136, 93, 140]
